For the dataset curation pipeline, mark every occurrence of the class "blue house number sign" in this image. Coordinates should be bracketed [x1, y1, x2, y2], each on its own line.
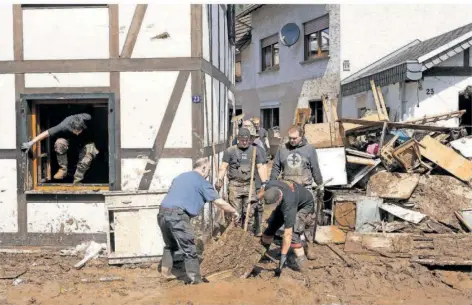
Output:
[192, 95, 201, 103]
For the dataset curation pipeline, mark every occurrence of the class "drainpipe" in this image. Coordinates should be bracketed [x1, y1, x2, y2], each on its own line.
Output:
[400, 81, 406, 121]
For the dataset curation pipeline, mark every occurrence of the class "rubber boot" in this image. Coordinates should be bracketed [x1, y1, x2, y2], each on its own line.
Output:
[184, 258, 205, 285]
[54, 154, 68, 180]
[305, 243, 317, 260]
[294, 255, 308, 273]
[160, 250, 177, 281]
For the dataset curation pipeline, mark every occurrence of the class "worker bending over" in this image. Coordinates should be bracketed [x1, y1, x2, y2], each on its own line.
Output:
[270, 125, 323, 246]
[261, 180, 313, 273]
[216, 127, 267, 233]
[20, 113, 98, 184]
[158, 157, 239, 284]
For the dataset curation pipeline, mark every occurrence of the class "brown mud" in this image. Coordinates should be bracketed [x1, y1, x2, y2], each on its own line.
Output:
[1, 245, 472, 305]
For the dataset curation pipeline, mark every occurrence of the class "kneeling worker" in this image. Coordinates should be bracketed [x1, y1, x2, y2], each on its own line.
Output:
[260, 179, 313, 274]
[158, 157, 240, 284]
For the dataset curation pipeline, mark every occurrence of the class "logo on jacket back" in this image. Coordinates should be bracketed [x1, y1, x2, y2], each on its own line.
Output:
[287, 153, 302, 169]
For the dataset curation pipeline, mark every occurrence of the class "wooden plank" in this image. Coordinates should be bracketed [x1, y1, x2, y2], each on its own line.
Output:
[366, 172, 420, 200]
[0, 58, 203, 74]
[379, 203, 426, 224]
[370, 80, 383, 120]
[120, 4, 148, 58]
[304, 123, 345, 148]
[23, 87, 111, 94]
[419, 135, 472, 183]
[346, 155, 378, 166]
[314, 226, 346, 244]
[13, 4, 27, 238]
[295, 108, 311, 125]
[401, 110, 465, 124]
[347, 159, 381, 188]
[344, 232, 412, 255]
[376, 86, 389, 121]
[109, 4, 121, 191]
[138, 71, 190, 190]
[345, 148, 376, 159]
[334, 201, 356, 232]
[338, 118, 458, 132]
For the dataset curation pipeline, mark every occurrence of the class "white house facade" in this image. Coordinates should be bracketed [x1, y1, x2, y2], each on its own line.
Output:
[234, 4, 340, 134]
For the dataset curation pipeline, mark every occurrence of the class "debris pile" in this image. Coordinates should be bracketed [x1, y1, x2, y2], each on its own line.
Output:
[295, 82, 472, 268]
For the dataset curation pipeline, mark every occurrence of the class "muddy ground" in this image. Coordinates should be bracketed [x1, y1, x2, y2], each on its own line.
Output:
[1, 244, 472, 305]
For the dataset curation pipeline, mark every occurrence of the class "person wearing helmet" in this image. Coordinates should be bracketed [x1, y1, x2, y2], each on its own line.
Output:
[216, 127, 267, 232]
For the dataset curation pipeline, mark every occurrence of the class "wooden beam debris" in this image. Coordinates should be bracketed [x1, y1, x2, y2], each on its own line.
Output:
[338, 118, 460, 132]
[401, 110, 466, 125]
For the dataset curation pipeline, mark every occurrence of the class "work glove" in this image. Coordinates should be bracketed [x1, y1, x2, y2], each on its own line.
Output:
[275, 254, 287, 277]
[232, 212, 240, 224]
[20, 141, 34, 152]
[215, 179, 223, 192]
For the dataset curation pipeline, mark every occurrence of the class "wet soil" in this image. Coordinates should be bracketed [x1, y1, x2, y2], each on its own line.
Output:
[2, 246, 472, 305]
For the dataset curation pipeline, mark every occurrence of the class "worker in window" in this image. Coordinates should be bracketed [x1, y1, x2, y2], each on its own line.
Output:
[216, 127, 267, 233]
[158, 157, 239, 284]
[260, 179, 313, 274]
[270, 125, 323, 258]
[20, 113, 98, 184]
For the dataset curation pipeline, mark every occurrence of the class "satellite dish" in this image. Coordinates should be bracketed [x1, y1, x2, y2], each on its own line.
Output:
[279, 23, 300, 47]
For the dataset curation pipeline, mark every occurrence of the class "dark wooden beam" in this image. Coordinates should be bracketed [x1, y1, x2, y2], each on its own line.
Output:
[13, 4, 27, 239]
[423, 66, 472, 77]
[464, 48, 470, 68]
[121, 148, 194, 159]
[23, 87, 111, 94]
[0, 149, 16, 159]
[0, 57, 203, 74]
[0, 233, 107, 247]
[138, 71, 190, 190]
[191, 5, 204, 162]
[120, 4, 148, 58]
[109, 4, 121, 191]
[199, 142, 225, 157]
[201, 59, 235, 93]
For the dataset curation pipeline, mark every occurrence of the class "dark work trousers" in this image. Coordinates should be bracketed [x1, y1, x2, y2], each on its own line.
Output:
[254, 187, 264, 235]
[157, 207, 202, 283]
[263, 206, 312, 247]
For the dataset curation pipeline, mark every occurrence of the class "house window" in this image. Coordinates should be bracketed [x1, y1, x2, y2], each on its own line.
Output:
[23, 94, 115, 192]
[309, 100, 324, 123]
[261, 34, 279, 71]
[304, 14, 329, 60]
[261, 107, 279, 130]
[235, 53, 242, 83]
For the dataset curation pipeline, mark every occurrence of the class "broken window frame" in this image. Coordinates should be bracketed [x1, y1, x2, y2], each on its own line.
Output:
[309, 100, 324, 124]
[20, 93, 116, 193]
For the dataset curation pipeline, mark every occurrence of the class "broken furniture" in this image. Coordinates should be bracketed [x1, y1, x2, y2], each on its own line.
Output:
[104, 190, 167, 264]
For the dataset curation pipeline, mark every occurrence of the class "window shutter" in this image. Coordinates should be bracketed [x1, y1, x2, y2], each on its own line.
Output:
[261, 34, 278, 48]
[304, 14, 329, 35]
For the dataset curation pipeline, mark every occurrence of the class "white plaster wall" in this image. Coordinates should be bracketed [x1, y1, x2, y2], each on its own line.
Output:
[0, 160, 18, 233]
[340, 4, 472, 80]
[127, 4, 191, 58]
[0, 75, 16, 149]
[25, 73, 110, 88]
[202, 4, 210, 62]
[28, 202, 106, 233]
[120, 71, 191, 149]
[403, 76, 472, 126]
[23, 8, 109, 60]
[121, 158, 192, 191]
[437, 52, 464, 67]
[219, 6, 225, 75]
[0, 6, 14, 61]
[211, 5, 219, 68]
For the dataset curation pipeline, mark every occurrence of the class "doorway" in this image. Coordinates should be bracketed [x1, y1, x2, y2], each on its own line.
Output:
[459, 93, 471, 135]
